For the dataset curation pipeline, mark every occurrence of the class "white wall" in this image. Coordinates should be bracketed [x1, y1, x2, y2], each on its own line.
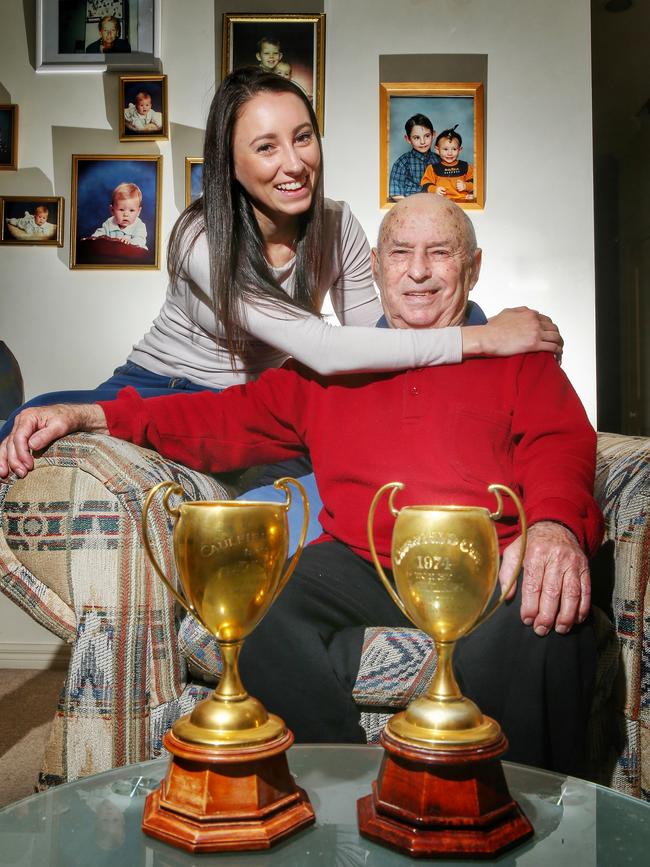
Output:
[0, 0, 595, 655]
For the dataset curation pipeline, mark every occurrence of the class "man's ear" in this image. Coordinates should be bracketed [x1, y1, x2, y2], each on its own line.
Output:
[469, 248, 482, 290]
[370, 247, 380, 283]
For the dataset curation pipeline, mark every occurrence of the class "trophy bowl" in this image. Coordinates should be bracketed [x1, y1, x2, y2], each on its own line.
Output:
[358, 482, 533, 858]
[140, 477, 315, 852]
[367, 482, 527, 748]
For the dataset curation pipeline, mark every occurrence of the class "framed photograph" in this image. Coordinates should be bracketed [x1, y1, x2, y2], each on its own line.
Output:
[1, 196, 64, 246]
[221, 13, 325, 131]
[36, 0, 161, 73]
[185, 158, 203, 207]
[0, 105, 18, 171]
[119, 74, 167, 141]
[380, 82, 485, 210]
[70, 154, 161, 269]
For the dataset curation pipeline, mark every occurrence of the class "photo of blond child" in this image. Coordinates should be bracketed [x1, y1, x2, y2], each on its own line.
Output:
[89, 182, 147, 248]
[223, 15, 324, 128]
[7, 205, 53, 236]
[71, 155, 160, 269]
[119, 76, 167, 141]
[1, 196, 63, 245]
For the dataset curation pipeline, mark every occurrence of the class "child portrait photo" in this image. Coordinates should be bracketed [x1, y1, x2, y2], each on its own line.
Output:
[37, 0, 160, 71]
[0, 105, 18, 171]
[380, 82, 484, 210]
[119, 74, 167, 141]
[222, 13, 325, 129]
[70, 154, 161, 269]
[1, 196, 64, 245]
[185, 158, 203, 207]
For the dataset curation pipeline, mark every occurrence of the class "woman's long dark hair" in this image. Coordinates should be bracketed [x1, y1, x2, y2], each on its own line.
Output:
[167, 67, 325, 365]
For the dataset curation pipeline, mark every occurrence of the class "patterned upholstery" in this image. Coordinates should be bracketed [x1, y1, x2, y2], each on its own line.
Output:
[0, 434, 229, 786]
[0, 431, 648, 801]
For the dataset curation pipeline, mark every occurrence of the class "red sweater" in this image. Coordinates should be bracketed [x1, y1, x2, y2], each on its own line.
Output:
[100, 352, 603, 567]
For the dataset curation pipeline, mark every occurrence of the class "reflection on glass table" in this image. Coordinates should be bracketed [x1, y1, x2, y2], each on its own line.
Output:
[0, 744, 648, 865]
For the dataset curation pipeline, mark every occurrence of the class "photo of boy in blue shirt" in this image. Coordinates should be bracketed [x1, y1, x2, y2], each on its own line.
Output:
[389, 113, 439, 200]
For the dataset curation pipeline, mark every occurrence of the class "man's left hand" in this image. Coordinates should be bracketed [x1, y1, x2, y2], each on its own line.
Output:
[499, 521, 591, 636]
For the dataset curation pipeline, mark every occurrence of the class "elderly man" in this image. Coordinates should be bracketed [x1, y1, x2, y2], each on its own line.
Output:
[0, 195, 602, 774]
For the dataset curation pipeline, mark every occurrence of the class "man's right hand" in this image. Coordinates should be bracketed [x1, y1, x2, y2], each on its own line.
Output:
[462, 307, 564, 358]
[0, 404, 108, 479]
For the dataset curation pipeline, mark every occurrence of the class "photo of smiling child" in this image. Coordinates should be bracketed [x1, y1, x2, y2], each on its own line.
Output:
[421, 125, 474, 202]
[389, 113, 440, 200]
[119, 76, 167, 141]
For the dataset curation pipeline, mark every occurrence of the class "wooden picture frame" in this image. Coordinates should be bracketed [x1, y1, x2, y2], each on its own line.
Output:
[0, 105, 18, 171]
[221, 13, 325, 131]
[36, 0, 161, 74]
[70, 154, 161, 269]
[1, 196, 64, 245]
[119, 74, 168, 141]
[185, 158, 203, 207]
[380, 82, 485, 210]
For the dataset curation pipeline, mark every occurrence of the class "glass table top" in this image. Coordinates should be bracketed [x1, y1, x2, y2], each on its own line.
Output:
[0, 744, 648, 865]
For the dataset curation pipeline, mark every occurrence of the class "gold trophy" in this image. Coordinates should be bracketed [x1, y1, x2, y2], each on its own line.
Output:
[140, 478, 315, 853]
[357, 482, 534, 858]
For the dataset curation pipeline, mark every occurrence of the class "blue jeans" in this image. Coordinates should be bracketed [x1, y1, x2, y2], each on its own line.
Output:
[0, 361, 220, 442]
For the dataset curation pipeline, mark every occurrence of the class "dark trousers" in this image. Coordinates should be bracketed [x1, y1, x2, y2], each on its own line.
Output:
[239, 540, 596, 776]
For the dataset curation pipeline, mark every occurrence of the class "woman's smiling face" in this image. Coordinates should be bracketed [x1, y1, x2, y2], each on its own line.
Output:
[232, 91, 321, 228]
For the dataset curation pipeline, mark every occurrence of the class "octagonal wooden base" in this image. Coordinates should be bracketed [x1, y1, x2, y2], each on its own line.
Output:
[142, 729, 315, 853]
[357, 728, 533, 859]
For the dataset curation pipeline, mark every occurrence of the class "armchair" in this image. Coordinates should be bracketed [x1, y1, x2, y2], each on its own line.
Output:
[0, 431, 647, 799]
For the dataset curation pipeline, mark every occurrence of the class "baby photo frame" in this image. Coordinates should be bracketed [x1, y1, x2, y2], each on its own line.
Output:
[0, 105, 18, 171]
[0, 196, 64, 245]
[119, 74, 168, 141]
[380, 81, 485, 210]
[185, 158, 203, 207]
[222, 13, 325, 131]
[70, 154, 161, 269]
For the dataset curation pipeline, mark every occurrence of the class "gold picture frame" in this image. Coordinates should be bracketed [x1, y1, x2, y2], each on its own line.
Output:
[185, 158, 203, 207]
[70, 154, 162, 270]
[0, 105, 18, 171]
[380, 81, 485, 210]
[119, 74, 168, 142]
[0, 196, 64, 246]
[221, 13, 326, 131]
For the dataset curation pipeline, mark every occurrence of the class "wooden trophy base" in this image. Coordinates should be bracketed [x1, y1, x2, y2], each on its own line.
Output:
[142, 729, 315, 853]
[357, 728, 533, 859]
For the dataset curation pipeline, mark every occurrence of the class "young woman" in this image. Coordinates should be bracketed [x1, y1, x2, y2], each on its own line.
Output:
[0, 67, 560, 446]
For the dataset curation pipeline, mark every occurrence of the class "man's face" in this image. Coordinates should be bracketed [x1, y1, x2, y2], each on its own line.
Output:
[257, 42, 281, 70]
[135, 95, 152, 116]
[110, 195, 141, 229]
[372, 195, 481, 330]
[406, 125, 433, 154]
[99, 21, 118, 46]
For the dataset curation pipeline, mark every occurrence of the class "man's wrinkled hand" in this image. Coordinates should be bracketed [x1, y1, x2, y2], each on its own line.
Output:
[498, 521, 591, 636]
[0, 404, 108, 479]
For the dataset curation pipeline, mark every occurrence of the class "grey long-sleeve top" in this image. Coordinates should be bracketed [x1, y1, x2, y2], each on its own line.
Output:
[128, 199, 462, 389]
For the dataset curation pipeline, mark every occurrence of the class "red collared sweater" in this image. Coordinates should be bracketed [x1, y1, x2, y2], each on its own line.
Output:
[100, 351, 603, 567]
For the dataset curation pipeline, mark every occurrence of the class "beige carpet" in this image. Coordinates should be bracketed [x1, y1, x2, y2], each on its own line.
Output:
[0, 668, 64, 807]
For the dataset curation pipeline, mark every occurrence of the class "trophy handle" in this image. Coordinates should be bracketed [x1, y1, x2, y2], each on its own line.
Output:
[273, 476, 310, 597]
[367, 482, 416, 626]
[142, 480, 197, 618]
[469, 483, 528, 634]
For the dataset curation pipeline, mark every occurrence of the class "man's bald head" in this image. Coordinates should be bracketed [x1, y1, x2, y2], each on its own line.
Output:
[372, 193, 482, 330]
[377, 193, 477, 257]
